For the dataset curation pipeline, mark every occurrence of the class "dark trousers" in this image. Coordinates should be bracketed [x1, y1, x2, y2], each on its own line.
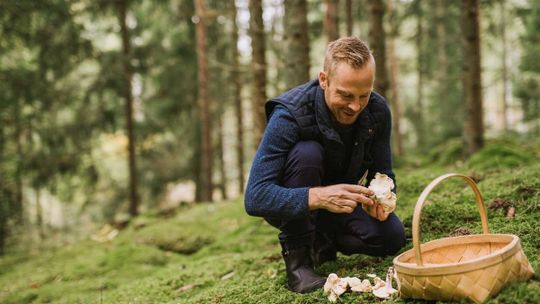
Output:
[264, 141, 406, 257]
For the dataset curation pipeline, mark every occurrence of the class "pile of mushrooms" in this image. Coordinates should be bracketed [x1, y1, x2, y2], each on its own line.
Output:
[323, 267, 398, 302]
[368, 173, 397, 213]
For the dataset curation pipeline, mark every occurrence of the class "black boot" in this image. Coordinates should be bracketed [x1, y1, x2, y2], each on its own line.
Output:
[312, 231, 337, 267]
[282, 246, 326, 293]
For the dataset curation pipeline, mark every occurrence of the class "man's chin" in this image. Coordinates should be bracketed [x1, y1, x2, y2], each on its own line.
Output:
[338, 116, 358, 125]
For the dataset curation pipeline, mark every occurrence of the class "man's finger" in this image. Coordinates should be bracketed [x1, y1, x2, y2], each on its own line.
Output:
[357, 195, 374, 207]
[343, 184, 374, 196]
[376, 205, 390, 221]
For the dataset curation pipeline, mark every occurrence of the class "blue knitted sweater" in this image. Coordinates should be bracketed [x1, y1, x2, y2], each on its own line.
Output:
[244, 80, 394, 219]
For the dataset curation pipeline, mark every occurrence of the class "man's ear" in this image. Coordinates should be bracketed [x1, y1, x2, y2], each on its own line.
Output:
[318, 71, 327, 90]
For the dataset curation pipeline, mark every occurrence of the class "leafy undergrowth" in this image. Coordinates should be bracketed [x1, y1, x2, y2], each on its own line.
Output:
[1, 143, 539, 303]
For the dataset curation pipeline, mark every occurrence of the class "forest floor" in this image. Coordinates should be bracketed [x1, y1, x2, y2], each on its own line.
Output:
[1, 136, 539, 304]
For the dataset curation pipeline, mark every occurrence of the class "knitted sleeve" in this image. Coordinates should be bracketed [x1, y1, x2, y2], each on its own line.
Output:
[244, 106, 311, 219]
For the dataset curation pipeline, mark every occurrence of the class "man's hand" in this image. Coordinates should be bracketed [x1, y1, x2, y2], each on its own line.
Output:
[362, 202, 390, 222]
[308, 184, 375, 214]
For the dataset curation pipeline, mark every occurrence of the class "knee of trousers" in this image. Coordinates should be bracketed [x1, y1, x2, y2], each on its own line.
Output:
[346, 214, 406, 256]
[372, 215, 406, 256]
[287, 140, 324, 169]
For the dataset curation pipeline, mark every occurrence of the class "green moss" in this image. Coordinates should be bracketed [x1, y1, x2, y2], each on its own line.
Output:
[1, 145, 539, 304]
[467, 144, 536, 170]
[427, 137, 465, 166]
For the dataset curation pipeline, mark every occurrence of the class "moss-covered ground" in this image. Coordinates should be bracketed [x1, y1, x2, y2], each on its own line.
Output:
[1, 139, 539, 303]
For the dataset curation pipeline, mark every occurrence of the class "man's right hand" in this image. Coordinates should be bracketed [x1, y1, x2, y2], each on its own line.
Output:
[308, 184, 375, 214]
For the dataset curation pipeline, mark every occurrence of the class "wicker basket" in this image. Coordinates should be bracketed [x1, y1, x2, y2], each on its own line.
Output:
[393, 173, 535, 303]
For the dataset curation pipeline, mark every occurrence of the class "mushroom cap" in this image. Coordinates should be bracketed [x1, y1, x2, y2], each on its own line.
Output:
[368, 173, 397, 213]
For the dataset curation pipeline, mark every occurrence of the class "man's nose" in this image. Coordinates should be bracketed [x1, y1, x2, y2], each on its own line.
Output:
[348, 99, 362, 112]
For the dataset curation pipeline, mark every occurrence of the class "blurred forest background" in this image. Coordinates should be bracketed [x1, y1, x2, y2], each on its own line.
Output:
[1, 0, 539, 255]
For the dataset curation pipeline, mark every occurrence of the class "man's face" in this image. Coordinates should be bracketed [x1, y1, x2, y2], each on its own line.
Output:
[319, 60, 375, 126]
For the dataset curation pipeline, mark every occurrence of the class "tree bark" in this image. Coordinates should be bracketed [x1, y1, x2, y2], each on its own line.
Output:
[324, 0, 339, 42]
[195, 0, 213, 201]
[387, 0, 403, 157]
[499, 0, 509, 132]
[35, 188, 44, 240]
[414, 0, 425, 149]
[231, 1, 245, 194]
[218, 115, 228, 200]
[13, 99, 23, 222]
[249, 0, 267, 149]
[284, 0, 310, 89]
[461, 0, 484, 156]
[368, 0, 389, 98]
[346, 0, 353, 36]
[436, 0, 449, 132]
[0, 114, 6, 254]
[117, 0, 139, 215]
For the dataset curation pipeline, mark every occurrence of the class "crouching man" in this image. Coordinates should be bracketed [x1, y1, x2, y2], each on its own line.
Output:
[244, 37, 406, 293]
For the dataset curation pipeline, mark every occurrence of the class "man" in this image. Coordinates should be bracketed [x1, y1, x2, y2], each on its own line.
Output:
[244, 37, 406, 293]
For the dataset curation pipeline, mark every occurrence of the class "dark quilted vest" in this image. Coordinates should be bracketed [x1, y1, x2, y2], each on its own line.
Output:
[265, 79, 388, 185]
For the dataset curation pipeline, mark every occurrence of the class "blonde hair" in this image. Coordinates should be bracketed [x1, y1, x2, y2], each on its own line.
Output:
[323, 37, 373, 78]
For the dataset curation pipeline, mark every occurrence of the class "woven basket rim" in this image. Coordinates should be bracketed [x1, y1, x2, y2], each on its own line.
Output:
[393, 233, 521, 276]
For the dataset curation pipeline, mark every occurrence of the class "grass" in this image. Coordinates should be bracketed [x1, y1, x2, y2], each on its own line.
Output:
[1, 142, 539, 304]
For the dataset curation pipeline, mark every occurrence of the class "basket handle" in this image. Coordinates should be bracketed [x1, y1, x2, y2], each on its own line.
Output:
[412, 173, 490, 266]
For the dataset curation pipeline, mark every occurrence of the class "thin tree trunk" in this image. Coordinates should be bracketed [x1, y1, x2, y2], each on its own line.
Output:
[461, 0, 484, 156]
[35, 188, 44, 240]
[0, 115, 6, 254]
[117, 0, 139, 215]
[249, 0, 267, 149]
[368, 0, 389, 98]
[324, 0, 339, 42]
[436, 0, 449, 134]
[387, 0, 403, 157]
[218, 115, 228, 200]
[13, 99, 23, 222]
[499, 0, 509, 132]
[195, 0, 213, 201]
[231, 1, 245, 194]
[284, 0, 310, 89]
[346, 0, 353, 36]
[414, 0, 425, 149]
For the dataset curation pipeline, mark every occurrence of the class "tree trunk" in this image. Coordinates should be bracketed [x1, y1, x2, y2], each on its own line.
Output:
[387, 0, 403, 157]
[345, 0, 353, 36]
[117, 0, 139, 215]
[13, 99, 23, 222]
[195, 0, 213, 201]
[324, 0, 339, 42]
[461, 0, 484, 156]
[0, 115, 6, 254]
[231, 1, 245, 194]
[35, 188, 44, 240]
[436, 0, 449, 134]
[249, 0, 267, 149]
[414, 0, 425, 149]
[499, 0, 509, 132]
[218, 115, 228, 200]
[368, 0, 389, 98]
[284, 0, 310, 89]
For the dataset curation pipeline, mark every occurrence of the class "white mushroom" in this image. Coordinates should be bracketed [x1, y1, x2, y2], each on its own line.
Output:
[323, 273, 348, 302]
[368, 173, 397, 213]
[350, 279, 372, 293]
[372, 267, 398, 299]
